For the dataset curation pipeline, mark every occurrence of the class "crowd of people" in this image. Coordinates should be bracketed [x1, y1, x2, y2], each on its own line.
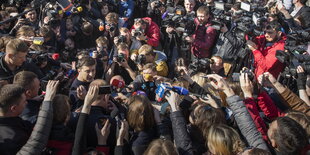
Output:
[0, 0, 309, 154]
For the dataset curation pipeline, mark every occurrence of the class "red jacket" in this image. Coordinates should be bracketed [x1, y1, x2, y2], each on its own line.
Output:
[191, 18, 217, 58]
[244, 91, 284, 142]
[131, 17, 160, 47]
[252, 34, 286, 78]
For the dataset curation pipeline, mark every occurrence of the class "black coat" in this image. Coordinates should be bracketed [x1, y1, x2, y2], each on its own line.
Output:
[20, 99, 42, 126]
[0, 117, 32, 155]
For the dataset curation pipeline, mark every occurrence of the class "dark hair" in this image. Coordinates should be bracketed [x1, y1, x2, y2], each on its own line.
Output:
[0, 84, 25, 114]
[76, 57, 96, 69]
[81, 22, 93, 34]
[300, 0, 307, 5]
[13, 71, 38, 90]
[265, 21, 281, 32]
[273, 117, 308, 155]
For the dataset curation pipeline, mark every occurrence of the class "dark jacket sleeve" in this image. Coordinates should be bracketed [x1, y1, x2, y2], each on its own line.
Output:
[17, 101, 53, 155]
[72, 113, 89, 155]
[170, 111, 194, 155]
[224, 30, 244, 49]
[226, 95, 269, 151]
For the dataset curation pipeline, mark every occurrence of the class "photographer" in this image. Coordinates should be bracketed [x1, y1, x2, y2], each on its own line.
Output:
[184, 0, 196, 14]
[246, 21, 286, 79]
[131, 17, 160, 48]
[106, 43, 137, 84]
[119, 27, 142, 56]
[147, 0, 166, 26]
[212, 22, 247, 75]
[185, 6, 217, 59]
[104, 12, 120, 51]
[118, 0, 135, 27]
[137, 44, 168, 77]
[277, 0, 310, 30]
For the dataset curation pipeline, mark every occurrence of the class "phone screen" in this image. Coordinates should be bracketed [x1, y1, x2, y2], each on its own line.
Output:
[99, 86, 111, 94]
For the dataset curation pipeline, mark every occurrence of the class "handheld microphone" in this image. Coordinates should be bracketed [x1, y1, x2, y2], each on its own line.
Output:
[155, 83, 190, 102]
[172, 86, 189, 95]
[111, 79, 126, 89]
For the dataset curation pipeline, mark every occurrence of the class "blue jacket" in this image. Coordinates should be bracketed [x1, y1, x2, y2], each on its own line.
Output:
[119, 0, 134, 18]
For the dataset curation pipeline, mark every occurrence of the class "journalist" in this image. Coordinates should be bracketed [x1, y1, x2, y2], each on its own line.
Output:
[246, 21, 286, 79]
[131, 17, 161, 48]
[185, 6, 217, 59]
[137, 44, 168, 77]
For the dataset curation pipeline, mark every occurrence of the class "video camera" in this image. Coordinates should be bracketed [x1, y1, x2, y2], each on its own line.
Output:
[28, 51, 49, 66]
[211, 2, 233, 30]
[284, 29, 310, 54]
[188, 58, 214, 76]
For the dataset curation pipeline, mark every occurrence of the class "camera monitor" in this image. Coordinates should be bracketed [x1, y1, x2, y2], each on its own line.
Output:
[241, 2, 251, 12]
[215, 2, 225, 11]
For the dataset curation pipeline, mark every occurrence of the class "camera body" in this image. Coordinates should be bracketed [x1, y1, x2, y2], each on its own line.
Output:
[116, 53, 126, 63]
[117, 35, 127, 44]
[133, 27, 144, 37]
[136, 54, 147, 65]
[188, 58, 214, 75]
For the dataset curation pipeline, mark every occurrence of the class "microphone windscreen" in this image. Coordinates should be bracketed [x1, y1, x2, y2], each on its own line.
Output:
[111, 79, 125, 89]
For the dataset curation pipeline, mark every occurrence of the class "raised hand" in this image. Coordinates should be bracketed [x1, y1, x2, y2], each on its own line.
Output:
[206, 74, 235, 97]
[44, 80, 59, 101]
[240, 72, 254, 98]
[117, 120, 129, 146]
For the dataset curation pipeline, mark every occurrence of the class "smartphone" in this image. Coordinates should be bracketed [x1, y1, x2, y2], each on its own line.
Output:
[99, 86, 112, 94]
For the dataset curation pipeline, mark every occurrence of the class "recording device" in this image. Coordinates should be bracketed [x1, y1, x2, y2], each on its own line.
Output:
[210, 2, 232, 30]
[28, 51, 48, 66]
[156, 83, 189, 102]
[136, 54, 146, 65]
[111, 79, 126, 89]
[107, 23, 116, 32]
[133, 27, 144, 37]
[116, 53, 126, 62]
[230, 68, 255, 82]
[188, 58, 214, 76]
[152, 0, 164, 14]
[99, 86, 112, 94]
[116, 35, 127, 44]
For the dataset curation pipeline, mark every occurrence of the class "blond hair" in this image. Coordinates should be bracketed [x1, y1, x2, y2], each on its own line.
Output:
[208, 124, 245, 155]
